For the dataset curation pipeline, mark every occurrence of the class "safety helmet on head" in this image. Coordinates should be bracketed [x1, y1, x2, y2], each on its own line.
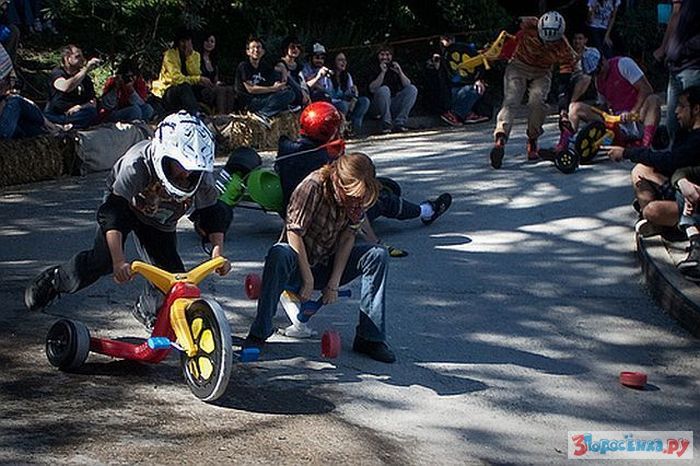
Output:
[538, 11, 566, 42]
[299, 101, 342, 143]
[149, 111, 215, 201]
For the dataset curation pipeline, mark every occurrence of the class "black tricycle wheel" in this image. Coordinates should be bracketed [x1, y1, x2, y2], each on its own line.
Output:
[554, 149, 580, 174]
[45, 319, 90, 371]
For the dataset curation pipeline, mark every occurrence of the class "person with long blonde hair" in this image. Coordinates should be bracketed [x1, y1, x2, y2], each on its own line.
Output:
[245, 152, 396, 363]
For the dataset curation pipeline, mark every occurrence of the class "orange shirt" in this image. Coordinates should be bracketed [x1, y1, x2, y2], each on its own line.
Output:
[512, 23, 577, 70]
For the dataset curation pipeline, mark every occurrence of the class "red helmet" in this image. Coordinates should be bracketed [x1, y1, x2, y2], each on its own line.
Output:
[300, 102, 342, 143]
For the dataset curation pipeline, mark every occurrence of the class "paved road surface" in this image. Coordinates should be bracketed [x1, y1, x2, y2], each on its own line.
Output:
[1, 118, 698, 464]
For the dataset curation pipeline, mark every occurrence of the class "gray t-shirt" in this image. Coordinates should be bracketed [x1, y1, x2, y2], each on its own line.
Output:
[105, 140, 218, 232]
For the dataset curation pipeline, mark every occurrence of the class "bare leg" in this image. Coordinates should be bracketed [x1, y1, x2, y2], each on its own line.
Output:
[631, 163, 668, 211]
[643, 200, 679, 227]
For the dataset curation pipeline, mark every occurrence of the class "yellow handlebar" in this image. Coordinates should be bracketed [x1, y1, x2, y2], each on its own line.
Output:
[451, 30, 515, 75]
[590, 106, 639, 124]
[131, 256, 227, 294]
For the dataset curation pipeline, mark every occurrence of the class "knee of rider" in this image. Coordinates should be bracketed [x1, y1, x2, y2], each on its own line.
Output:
[527, 90, 546, 106]
[267, 243, 296, 265]
[368, 244, 389, 266]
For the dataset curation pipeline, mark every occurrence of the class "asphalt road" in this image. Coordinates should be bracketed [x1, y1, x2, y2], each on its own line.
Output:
[1, 118, 698, 464]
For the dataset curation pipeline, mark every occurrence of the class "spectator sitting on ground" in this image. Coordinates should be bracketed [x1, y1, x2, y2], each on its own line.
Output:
[426, 34, 489, 127]
[562, 48, 662, 159]
[0, 43, 63, 139]
[151, 28, 213, 116]
[100, 59, 154, 123]
[367, 44, 418, 133]
[199, 32, 236, 114]
[302, 42, 334, 103]
[330, 51, 369, 137]
[275, 35, 310, 108]
[44, 44, 100, 129]
[234, 36, 295, 129]
[613, 85, 700, 241]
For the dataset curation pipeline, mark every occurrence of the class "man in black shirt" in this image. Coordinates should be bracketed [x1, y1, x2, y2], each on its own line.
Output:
[44, 44, 99, 129]
[367, 45, 418, 133]
[234, 37, 295, 129]
[607, 85, 700, 238]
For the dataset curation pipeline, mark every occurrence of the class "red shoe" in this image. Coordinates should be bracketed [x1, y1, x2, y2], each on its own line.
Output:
[527, 138, 539, 161]
[440, 111, 462, 127]
[463, 112, 489, 124]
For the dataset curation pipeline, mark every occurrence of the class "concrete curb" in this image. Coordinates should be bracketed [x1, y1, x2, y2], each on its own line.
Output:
[637, 234, 700, 337]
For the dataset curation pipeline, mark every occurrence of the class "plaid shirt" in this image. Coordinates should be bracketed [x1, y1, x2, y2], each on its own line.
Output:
[284, 170, 362, 267]
[512, 25, 577, 70]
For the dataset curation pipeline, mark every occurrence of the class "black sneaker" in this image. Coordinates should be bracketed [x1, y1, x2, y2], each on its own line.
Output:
[422, 193, 452, 225]
[25, 266, 61, 311]
[678, 241, 700, 281]
[490, 134, 506, 169]
[352, 335, 396, 363]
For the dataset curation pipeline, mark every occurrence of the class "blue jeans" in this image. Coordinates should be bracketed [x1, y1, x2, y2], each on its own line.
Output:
[667, 68, 700, 142]
[334, 96, 370, 133]
[44, 106, 98, 129]
[247, 88, 295, 118]
[451, 85, 481, 120]
[108, 104, 154, 123]
[0, 95, 46, 139]
[248, 242, 389, 342]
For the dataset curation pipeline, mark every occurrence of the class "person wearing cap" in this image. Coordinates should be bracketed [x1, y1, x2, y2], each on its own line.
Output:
[234, 36, 295, 129]
[44, 44, 100, 129]
[566, 47, 661, 154]
[489, 12, 577, 169]
[0, 42, 61, 139]
[367, 44, 418, 133]
[302, 42, 334, 103]
[151, 28, 213, 117]
[275, 36, 310, 107]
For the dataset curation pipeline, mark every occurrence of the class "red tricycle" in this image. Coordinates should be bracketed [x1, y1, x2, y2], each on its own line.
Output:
[44, 257, 244, 403]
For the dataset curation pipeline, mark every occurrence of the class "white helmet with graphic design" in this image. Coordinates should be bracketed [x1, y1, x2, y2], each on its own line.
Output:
[538, 11, 566, 42]
[149, 111, 214, 201]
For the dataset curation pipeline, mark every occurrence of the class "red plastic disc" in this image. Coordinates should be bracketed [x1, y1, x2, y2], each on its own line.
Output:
[244, 273, 262, 300]
[321, 330, 341, 359]
[619, 371, 647, 389]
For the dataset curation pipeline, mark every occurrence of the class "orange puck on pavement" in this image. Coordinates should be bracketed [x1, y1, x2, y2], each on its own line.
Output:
[321, 330, 341, 359]
[619, 371, 647, 389]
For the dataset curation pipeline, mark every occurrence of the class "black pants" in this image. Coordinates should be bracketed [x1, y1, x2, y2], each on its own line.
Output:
[162, 83, 200, 115]
[55, 223, 184, 295]
[367, 191, 421, 222]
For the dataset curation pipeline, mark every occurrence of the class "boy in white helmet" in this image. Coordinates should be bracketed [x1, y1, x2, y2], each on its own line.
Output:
[24, 111, 232, 328]
[489, 11, 578, 169]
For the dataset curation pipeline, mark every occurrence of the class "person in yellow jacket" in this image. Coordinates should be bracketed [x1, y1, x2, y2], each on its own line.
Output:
[152, 28, 214, 116]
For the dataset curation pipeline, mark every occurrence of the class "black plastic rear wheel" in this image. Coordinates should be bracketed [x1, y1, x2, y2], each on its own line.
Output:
[45, 319, 90, 371]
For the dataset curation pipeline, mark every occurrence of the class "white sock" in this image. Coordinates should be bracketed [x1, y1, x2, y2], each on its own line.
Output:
[420, 202, 434, 219]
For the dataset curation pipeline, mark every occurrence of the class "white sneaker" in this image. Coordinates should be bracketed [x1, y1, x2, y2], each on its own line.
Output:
[635, 219, 663, 238]
[280, 323, 318, 338]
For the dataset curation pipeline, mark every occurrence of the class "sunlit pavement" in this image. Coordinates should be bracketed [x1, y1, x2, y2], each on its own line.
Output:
[1, 117, 698, 463]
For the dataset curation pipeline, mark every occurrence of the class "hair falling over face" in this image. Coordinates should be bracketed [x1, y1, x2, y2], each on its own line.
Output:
[322, 153, 380, 209]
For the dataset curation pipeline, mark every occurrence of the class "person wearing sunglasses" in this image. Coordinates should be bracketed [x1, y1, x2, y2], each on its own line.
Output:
[25, 112, 232, 329]
[302, 42, 334, 102]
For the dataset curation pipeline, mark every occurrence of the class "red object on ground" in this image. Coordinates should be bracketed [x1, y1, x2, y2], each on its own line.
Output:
[244, 273, 262, 300]
[321, 330, 341, 359]
[619, 371, 647, 389]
